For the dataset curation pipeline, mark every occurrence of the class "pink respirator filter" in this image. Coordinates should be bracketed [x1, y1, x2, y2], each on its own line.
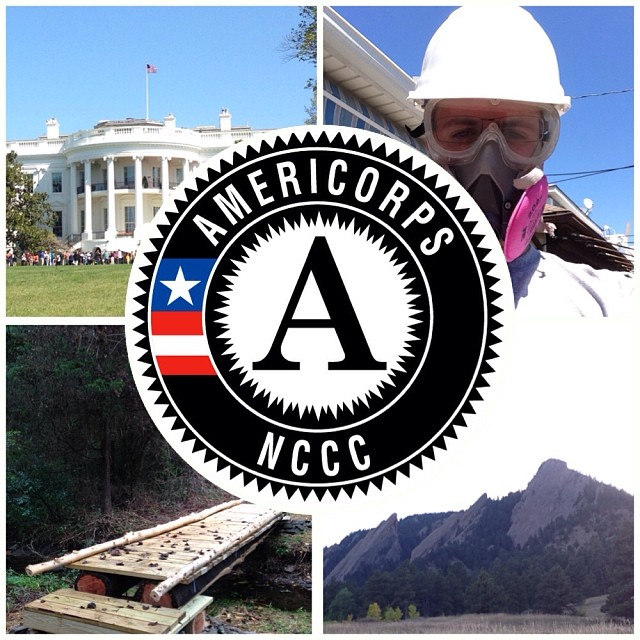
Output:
[503, 175, 548, 262]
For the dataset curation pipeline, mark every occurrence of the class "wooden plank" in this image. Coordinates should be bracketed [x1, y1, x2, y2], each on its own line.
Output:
[24, 591, 212, 635]
[69, 546, 227, 581]
[138, 527, 274, 608]
[149, 510, 284, 600]
[23, 589, 184, 634]
[68, 506, 283, 584]
[26, 500, 246, 576]
[21, 611, 123, 635]
[165, 596, 212, 633]
[25, 589, 182, 623]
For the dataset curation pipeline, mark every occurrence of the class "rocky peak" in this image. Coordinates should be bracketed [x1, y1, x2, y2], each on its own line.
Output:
[410, 493, 489, 561]
[507, 459, 592, 547]
[323, 513, 403, 585]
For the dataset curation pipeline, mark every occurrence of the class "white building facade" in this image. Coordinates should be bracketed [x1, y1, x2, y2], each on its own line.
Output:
[7, 109, 272, 252]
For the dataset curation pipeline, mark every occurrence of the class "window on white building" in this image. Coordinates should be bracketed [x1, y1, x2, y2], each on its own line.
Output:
[124, 166, 135, 188]
[176, 167, 184, 185]
[125, 206, 135, 234]
[52, 172, 62, 193]
[52, 211, 62, 237]
[103, 208, 108, 231]
[152, 166, 161, 188]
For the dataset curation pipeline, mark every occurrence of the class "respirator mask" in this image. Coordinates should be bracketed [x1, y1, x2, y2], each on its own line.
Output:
[422, 99, 559, 261]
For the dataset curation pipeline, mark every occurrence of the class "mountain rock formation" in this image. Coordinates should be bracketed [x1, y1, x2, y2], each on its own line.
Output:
[324, 459, 633, 587]
[409, 493, 488, 562]
[507, 458, 594, 547]
[323, 513, 403, 585]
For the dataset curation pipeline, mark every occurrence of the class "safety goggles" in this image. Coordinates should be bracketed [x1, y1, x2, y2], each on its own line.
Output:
[423, 99, 560, 169]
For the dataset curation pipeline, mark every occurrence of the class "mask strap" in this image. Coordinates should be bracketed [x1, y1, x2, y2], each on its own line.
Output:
[513, 166, 544, 191]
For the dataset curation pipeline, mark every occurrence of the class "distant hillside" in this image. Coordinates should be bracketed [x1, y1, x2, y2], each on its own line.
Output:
[324, 459, 633, 621]
[324, 511, 451, 585]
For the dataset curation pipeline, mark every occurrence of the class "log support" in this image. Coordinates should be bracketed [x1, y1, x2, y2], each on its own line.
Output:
[74, 571, 140, 598]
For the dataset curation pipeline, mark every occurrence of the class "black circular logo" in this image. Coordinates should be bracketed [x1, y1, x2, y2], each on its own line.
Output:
[125, 126, 512, 512]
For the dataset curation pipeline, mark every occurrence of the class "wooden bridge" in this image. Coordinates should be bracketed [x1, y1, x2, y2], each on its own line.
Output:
[22, 500, 284, 634]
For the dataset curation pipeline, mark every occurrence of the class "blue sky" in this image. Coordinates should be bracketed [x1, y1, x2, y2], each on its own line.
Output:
[329, 5, 634, 246]
[5, 5, 314, 138]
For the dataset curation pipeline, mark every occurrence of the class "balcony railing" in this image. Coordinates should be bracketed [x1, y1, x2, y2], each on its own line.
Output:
[75, 179, 180, 194]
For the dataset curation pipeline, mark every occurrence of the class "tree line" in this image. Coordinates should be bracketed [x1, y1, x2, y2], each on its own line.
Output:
[6, 326, 231, 550]
[324, 507, 633, 621]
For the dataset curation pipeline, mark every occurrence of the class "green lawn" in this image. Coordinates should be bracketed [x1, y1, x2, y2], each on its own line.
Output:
[6, 264, 132, 317]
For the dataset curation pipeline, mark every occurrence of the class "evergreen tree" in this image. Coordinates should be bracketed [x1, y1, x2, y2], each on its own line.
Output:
[565, 548, 592, 602]
[391, 561, 416, 616]
[361, 570, 394, 612]
[326, 586, 357, 621]
[492, 558, 528, 613]
[446, 560, 469, 614]
[466, 570, 507, 613]
[534, 564, 572, 614]
[423, 569, 453, 616]
[602, 521, 634, 620]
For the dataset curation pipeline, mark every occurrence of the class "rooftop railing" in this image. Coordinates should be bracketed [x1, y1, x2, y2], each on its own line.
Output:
[7, 124, 273, 156]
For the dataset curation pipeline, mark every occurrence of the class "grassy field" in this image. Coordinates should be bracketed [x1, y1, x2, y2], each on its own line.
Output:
[6, 264, 132, 317]
[324, 609, 633, 634]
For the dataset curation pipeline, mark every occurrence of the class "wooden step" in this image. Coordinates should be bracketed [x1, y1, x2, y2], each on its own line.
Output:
[23, 588, 212, 634]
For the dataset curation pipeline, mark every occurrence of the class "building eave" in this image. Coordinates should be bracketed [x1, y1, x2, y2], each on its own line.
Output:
[323, 7, 423, 133]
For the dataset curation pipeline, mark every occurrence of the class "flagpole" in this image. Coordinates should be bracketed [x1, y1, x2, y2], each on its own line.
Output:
[145, 67, 149, 120]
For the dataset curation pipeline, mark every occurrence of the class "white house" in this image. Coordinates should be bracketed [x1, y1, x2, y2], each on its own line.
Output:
[7, 109, 273, 253]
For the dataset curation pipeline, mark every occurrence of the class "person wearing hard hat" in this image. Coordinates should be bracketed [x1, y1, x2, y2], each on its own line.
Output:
[408, 6, 633, 317]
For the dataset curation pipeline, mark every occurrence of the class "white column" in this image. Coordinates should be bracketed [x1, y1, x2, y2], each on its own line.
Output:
[105, 156, 116, 240]
[183, 158, 190, 178]
[68, 162, 78, 236]
[134, 155, 144, 238]
[83, 159, 93, 239]
[162, 156, 170, 205]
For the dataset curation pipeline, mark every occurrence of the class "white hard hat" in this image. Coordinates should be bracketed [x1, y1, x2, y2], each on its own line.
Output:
[408, 6, 571, 115]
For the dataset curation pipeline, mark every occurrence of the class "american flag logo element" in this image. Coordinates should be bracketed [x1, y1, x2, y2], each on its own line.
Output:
[150, 258, 216, 376]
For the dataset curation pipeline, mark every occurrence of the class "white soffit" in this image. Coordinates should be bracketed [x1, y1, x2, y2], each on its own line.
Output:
[323, 7, 423, 130]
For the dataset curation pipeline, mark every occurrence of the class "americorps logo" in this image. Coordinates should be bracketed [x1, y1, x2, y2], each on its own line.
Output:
[125, 125, 513, 514]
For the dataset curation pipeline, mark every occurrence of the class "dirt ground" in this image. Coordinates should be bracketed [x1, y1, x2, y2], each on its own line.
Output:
[211, 515, 312, 603]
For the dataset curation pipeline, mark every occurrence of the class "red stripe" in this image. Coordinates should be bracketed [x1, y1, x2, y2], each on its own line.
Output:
[152, 311, 203, 335]
[156, 356, 216, 376]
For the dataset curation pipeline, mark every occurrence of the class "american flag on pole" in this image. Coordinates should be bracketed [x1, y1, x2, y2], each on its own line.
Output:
[150, 258, 216, 376]
[146, 63, 157, 74]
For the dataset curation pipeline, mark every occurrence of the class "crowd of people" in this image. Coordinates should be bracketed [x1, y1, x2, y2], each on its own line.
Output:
[6, 247, 136, 267]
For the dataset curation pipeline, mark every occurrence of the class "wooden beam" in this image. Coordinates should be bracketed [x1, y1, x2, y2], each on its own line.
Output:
[137, 527, 273, 608]
[149, 510, 283, 601]
[25, 500, 246, 576]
